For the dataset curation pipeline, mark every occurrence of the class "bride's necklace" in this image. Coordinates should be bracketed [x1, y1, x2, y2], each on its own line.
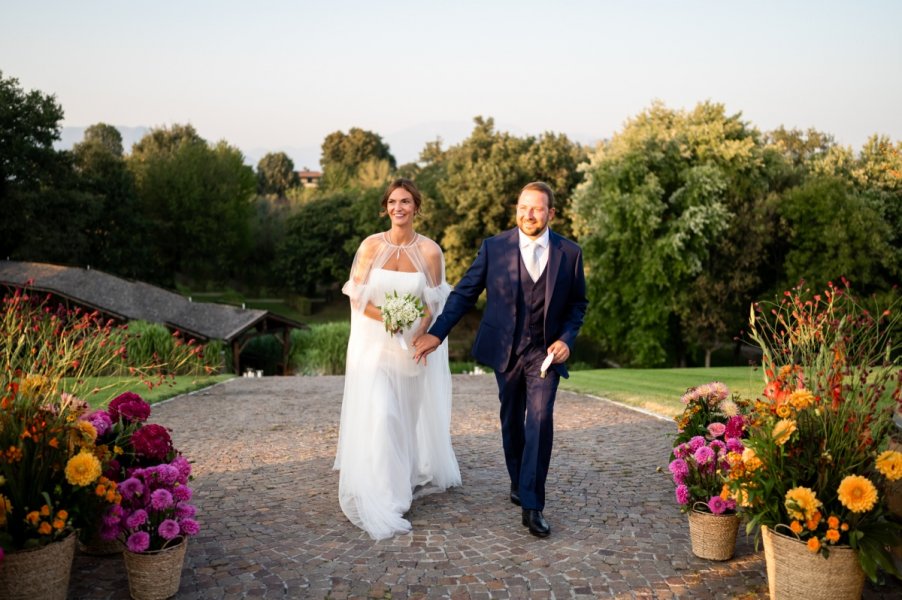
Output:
[387, 230, 416, 259]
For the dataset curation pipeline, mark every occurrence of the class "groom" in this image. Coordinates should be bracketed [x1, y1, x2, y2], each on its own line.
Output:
[413, 181, 588, 537]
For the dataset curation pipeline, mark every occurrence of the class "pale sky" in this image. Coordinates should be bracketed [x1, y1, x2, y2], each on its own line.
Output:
[2, 0, 900, 169]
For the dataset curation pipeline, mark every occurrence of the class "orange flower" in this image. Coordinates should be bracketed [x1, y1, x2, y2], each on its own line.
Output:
[105, 489, 117, 503]
[48, 437, 60, 448]
[39, 504, 51, 517]
[53, 518, 65, 530]
[38, 522, 52, 535]
[841, 523, 849, 531]
[805, 511, 822, 531]
[26, 511, 40, 525]
[95, 484, 107, 497]
[825, 529, 840, 543]
[789, 521, 803, 534]
[56, 509, 68, 521]
[807, 537, 821, 553]
[827, 515, 840, 529]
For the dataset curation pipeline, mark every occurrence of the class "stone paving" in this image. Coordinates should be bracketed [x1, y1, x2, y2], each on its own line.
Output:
[69, 376, 901, 599]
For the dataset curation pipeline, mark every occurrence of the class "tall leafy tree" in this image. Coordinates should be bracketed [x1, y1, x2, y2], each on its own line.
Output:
[572, 101, 784, 367]
[127, 125, 256, 285]
[0, 71, 66, 257]
[320, 128, 396, 189]
[257, 151, 299, 196]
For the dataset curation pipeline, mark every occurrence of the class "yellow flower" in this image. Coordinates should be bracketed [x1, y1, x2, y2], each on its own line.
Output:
[75, 420, 98, 444]
[772, 419, 797, 445]
[742, 447, 763, 471]
[113, 445, 123, 456]
[788, 388, 815, 410]
[776, 404, 792, 418]
[785, 487, 822, 521]
[825, 529, 840, 543]
[789, 520, 803, 535]
[64, 450, 102, 487]
[837, 475, 878, 513]
[876, 450, 902, 482]
[807, 537, 821, 553]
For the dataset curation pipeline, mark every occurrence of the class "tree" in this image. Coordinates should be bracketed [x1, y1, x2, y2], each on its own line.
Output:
[127, 125, 256, 284]
[571, 101, 784, 367]
[71, 123, 147, 276]
[0, 71, 65, 256]
[320, 128, 396, 188]
[433, 117, 586, 282]
[257, 151, 299, 196]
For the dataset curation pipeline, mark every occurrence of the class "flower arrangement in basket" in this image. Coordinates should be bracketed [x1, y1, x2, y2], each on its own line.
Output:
[669, 382, 749, 514]
[0, 288, 134, 560]
[725, 281, 902, 581]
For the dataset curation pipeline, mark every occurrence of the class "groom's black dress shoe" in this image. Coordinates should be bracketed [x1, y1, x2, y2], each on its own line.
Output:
[510, 483, 521, 506]
[522, 509, 550, 537]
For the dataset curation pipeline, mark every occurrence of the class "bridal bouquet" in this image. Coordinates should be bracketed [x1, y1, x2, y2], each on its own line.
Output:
[380, 291, 425, 350]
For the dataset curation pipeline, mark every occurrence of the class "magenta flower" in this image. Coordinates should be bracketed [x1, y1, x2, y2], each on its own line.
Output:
[179, 518, 200, 536]
[668, 458, 689, 479]
[108, 392, 151, 423]
[158, 519, 181, 541]
[156, 464, 180, 486]
[688, 436, 706, 451]
[127, 531, 151, 553]
[706, 422, 727, 439]
[673, 443, 691, 459]
[132, 424, 173, 462]
[86, 410, 113, 436]
[726, 438, 744, 453]
[150, 489, 173, 510]
[724, 415, 746, 439]
[707, 496, 728, 514]
[126, 509, 149, 529]
[175, 503, 196, 519]
[170, 456, 192, 483]
[172, 485, 193, 502]
[99, 524, 119, 541]
[675, 485, 690, 505]
[709, 440, 726, 456]
[694, 445, 715, 465]
[119, 477, 144, 500]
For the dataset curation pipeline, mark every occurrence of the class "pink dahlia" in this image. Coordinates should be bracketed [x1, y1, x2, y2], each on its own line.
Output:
[126, 531, 150, 553]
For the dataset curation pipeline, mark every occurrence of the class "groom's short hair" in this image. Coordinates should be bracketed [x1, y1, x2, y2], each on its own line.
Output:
[520, 181, 554, 210]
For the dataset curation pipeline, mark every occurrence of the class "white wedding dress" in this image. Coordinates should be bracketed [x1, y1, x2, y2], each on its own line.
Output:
[334, 234, 461, 540]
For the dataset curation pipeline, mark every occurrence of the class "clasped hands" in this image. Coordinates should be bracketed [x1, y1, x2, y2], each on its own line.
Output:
[412, 335, 570, 367]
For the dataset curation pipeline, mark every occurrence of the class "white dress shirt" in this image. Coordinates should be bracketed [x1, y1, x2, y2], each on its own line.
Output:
[519, 228, 550, 281]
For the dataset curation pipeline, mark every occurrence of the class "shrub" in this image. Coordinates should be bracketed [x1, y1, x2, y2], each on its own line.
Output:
[290, 322, 350, 375]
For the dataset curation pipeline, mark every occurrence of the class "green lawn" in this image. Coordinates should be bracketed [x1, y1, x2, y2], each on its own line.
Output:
[561, 367, 764, 418]
[64, 375, 235, 409]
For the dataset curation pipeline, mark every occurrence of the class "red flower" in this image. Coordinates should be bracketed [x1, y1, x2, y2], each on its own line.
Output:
[131, 424, 173, 462]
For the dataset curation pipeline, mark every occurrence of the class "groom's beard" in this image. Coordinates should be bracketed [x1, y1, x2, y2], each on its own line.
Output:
[519, 222, 548, 237]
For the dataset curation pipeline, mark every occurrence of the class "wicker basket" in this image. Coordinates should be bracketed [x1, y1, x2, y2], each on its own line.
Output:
[123, 538, 188, 600]
[687, 508, 740, 560]
[761, 525, 865, 600]
[0, 531, 76, 600]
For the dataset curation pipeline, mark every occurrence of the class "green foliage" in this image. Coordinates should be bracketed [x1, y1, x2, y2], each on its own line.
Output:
[320, 128, 396, 189]
[240, 334, 284, 376]
[256, 151, 299, 196]
[571, 101, 786, 367]
[289, 322, 350, 375]
[127, 125, 256, 285]
[125, 321, 219, 375]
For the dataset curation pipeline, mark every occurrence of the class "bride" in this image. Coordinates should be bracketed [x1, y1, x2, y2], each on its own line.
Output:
[334, 178, 461, 539]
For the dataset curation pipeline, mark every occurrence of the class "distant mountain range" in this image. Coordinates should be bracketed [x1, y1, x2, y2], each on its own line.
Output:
[58, 121, 599, 171]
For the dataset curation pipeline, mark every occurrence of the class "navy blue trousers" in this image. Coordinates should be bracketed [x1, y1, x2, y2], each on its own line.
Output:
[494, 344, 560, 511]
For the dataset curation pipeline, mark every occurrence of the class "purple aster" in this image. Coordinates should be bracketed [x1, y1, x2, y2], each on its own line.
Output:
[158, 519, 181, 541]
[150, 489, 173, 511]
[707, 496, 728, 515]
[119, 477, 144, 501]
[126, 509, 148, 529]
[688, 436, 706, 452]
[694, 445, 716, 465]
[179, 518, 200, 536]
[174, 503, 196, 519]
[86, 410, 113, 437]
[675, 484, 690, 505]
[126, 531, 150, 553]
[172, 485, 193, 502]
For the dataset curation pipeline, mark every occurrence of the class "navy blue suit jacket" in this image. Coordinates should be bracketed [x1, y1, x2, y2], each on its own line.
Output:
[429, 228, 588, 378]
